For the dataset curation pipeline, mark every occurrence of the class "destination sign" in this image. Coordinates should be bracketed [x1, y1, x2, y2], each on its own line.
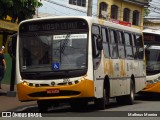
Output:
[19, 18, 88, 33]
[53, 34, 87, 40]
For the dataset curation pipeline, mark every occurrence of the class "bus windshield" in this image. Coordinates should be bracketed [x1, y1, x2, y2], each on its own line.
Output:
[18, 18, 89, 79]
[145, 45, 160, 74]
[20, 32, 88, 73]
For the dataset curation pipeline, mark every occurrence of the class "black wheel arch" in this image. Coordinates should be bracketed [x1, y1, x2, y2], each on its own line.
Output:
[104, 75, 110, 97]
[131, 74, 135, 93]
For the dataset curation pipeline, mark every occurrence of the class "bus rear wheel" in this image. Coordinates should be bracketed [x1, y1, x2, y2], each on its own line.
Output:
[116, 80, 135, 105]
[125, 79, 135, 105]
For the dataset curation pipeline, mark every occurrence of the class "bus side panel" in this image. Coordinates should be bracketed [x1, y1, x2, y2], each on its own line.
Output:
[110, 59, 122, 97]
[135, 60, 146, 93]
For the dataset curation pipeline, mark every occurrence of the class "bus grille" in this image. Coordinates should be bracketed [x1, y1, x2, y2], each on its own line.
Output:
[28, 90, 80, 97]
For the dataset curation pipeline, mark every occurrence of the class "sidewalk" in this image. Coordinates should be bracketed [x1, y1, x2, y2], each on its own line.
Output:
[0, 84, 36, 113]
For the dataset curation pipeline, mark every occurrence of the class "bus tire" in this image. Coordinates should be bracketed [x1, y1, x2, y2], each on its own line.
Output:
[116, 79, 135, 105]
[125, 79, 135, 105]
[94, 87, 109, 110]
[37, 100, 49, 113]
[70, 100, 88, 110]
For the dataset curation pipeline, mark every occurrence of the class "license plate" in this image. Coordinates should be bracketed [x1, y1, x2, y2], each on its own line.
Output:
[46, 89, 60, 94]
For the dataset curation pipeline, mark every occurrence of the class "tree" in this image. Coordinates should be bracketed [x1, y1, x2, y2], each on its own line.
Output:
[0, 0, 42, 23]
[0, 0, 42, 93]
[144, 0, 152, 17]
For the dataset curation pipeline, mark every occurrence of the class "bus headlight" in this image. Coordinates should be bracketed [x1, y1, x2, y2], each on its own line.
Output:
[29, 83, 34, 86]
[22, 81, 29, 85]
[146, 80, 154, 84]
[74, 80, 79, 84]
[147, 77, 160, 84]
[22, 81, 35, 87]
[153, 77, 160, 83]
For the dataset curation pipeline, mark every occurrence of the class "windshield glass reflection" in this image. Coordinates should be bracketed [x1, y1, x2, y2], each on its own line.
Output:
[146, 46, 160, 71]
[20, 32, 88, 72]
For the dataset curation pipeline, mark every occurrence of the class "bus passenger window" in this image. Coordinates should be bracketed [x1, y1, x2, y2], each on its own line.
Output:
[118, 31, 125, 58]
[136, 35, 143, 47]
[131, 34, 137, 59]
[124, 32, 133, 59]
[136, 35, 144, 60]
[124, 32, 131, 45]
[109, 29, 118, 58]
[102, 27, 110, 58]
[92, 25, 101, 58]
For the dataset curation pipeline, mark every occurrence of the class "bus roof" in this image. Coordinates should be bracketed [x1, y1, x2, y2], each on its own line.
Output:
[19, 16, 141, 34]
[143, 29, 160, 35]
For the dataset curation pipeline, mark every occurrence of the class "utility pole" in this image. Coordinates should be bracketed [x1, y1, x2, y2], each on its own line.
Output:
[87, 0, 93, 16]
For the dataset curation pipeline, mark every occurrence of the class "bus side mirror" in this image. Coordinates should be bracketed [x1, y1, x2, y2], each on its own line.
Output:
[96, 36, 103, 51]
[145, 49, 150, 55]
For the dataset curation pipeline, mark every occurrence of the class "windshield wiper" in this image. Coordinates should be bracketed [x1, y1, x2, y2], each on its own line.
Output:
[60, 33, 70, 54]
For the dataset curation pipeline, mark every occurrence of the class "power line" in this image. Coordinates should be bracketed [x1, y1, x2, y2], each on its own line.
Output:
[149, 5, 160, 14]
[148, 1, 160, 15]
[43, 0, 88, 16]
[43, 0, 87, 14]
[43, 1, 71, 16]
[53, 0, 99, 7]
[150, 1, 160, 5]
[42, 0, 100, 16]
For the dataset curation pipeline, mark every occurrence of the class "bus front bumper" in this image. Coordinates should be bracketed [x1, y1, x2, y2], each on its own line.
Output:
[17, 80, 94, 101]
[141, 82, 160, 93]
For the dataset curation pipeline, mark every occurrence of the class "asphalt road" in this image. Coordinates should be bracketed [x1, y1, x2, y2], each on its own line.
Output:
[5, 93, 160, 119]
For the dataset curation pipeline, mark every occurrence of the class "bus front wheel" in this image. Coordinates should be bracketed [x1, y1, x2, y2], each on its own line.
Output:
[94, 87, 109, 110]
[70, 99, 88, 109]
[37, 100, 49, 113]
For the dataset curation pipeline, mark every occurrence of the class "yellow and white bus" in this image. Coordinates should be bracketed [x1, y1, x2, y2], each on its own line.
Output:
[16, 16, 146, 112]
[141, 29, 160, 93]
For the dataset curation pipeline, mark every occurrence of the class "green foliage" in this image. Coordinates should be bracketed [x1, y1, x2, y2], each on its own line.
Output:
[144, 8, 150, 17]
[0, 0, 42, 23]
[144, 0, 152, 17]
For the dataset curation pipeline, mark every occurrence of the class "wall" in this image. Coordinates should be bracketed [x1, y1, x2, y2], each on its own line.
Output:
[98, 0, 144, 30]
[0, 20, 17, 85]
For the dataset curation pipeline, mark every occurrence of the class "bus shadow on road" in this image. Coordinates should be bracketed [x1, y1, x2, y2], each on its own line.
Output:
[12, 97, 147, 114]
[0, 91, 7, 96]
[135, 93, 160, 101]
[17, 100, 142, 114]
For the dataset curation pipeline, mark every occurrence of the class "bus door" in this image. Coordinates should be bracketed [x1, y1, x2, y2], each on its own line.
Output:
[92, 25, 104, 98]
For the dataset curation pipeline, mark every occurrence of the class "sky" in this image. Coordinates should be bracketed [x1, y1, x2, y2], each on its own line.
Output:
[37, 0, 98, 17]
[147, 0, 160, 18]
